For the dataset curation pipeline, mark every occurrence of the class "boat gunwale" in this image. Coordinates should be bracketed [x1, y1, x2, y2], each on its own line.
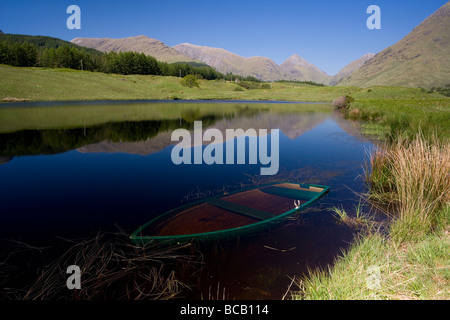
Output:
[129, 181, 329, 245]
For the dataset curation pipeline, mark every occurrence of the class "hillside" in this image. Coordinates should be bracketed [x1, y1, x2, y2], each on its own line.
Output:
[70, 35, 374, 84]
[173, 43, 375, 84]
[328, 53, 375, 85]
[279, 54, 329, 84]
[173, 43, 283, 81]
[0, 33, 103, 55]
[338, 1, 450, 88]
[71, 35, 194, 63]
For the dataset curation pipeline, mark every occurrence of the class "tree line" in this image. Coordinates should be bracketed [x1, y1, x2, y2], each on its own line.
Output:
[0, 35, 266, 83]
[0, 37, 233, 81]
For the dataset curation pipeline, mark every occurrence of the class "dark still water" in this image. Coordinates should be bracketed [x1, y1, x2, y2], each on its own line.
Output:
[0, 101, 374, 299]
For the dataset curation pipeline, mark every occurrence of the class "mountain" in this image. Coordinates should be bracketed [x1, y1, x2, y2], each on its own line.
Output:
[70, 35, 194, 63]
[338, 1, 450, 88]
[279, 54, 329, 84]
[173, 43, 283, 81]
[173, 43, 375, 83]
[0, 30, 4, 34]
[328, 53, 375, 85]
[71, 35, 374, 84]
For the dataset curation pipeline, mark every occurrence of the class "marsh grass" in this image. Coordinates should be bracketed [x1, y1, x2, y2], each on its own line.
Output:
[1, 232, 200, 300]
[291, 132, 449, 300]
[365, 133, 450, 241]
[345, 99, 450, 141]
[329, 201, 376, 231]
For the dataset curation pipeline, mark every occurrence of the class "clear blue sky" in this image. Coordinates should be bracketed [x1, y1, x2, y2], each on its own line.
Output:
[0, 0, 447, 75]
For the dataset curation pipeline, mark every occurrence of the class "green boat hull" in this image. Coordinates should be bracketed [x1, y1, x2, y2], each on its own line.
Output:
[130, 181, 329, 246]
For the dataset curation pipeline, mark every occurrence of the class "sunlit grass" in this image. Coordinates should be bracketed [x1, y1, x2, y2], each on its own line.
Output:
[292, 132, 449, 300]
[346, 99, 450, 141]
[366, 133, 450, 241]
[291, 227, 449, 300]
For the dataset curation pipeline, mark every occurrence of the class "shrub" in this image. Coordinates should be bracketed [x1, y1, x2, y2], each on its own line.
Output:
[180, 74, 200, 88]
[332, 95, 355, 109]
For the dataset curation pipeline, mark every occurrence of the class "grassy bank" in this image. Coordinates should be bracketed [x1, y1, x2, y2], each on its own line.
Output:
[291, 130, 449, 300]
[0, 64, 447, 103]
[293, 228, 448, 300]
[345, 99, 450, 141]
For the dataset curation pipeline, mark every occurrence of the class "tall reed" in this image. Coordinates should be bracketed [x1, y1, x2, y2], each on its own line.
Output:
[3, 232, 198, 300]
[365, 133, 449, 241]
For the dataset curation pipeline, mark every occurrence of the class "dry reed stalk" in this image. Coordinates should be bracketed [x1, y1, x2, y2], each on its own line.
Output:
[6, 231, 200, 300]
[366, 133, 450, 239]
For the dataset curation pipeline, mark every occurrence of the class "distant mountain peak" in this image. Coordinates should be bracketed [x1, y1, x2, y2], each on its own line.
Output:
[284, 54, 307, 64]
[281, 54, 328, 76]
[71, 35, 194, 63]
[0, 29, 4, 34]
[71, 34, 379, 84]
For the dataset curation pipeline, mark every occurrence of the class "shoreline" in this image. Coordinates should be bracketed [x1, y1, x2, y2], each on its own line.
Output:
[0, 98, 331, 107]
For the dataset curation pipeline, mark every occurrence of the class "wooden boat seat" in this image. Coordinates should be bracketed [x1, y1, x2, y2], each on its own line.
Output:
[205, 198, 274, 221]
[260, 186, 319, 200]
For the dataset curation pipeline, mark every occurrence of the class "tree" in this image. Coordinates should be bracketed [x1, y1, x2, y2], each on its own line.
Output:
[180, 74, 200, 88]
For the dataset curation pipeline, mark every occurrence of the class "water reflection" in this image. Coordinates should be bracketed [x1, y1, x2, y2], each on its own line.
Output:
[0, 101, 373, 299]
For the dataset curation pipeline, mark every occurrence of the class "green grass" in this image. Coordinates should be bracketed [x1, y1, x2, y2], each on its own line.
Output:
[291, 132, 449, 300]
[1, 64, 447, 103]
[292, 226, 449, 300]
[345, 99, 450, 141]
[290, 89, 450, 300]
[366, 134, 450, 242]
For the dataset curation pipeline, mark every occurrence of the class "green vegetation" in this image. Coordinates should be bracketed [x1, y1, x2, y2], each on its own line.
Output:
[293, 229, 449, 300]
[291, 93, 449, 300]
[180, 74, 200, 88]
[237, 80, 271, 90]
[276, 80, 325, 87]
[3, 65, 450, 104]
[0, 34, 224, 79]
[366, 134, 449, 242]
[344, 96, 450, 141]
[426, 85, 450, 97]
[292, 133, 449, 300]
[0, 33, 102, 54]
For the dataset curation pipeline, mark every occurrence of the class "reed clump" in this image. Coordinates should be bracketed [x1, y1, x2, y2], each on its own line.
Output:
[291, 132, 449, 300]
[366, 133, 449, 241]
[2, 232, 199, 300]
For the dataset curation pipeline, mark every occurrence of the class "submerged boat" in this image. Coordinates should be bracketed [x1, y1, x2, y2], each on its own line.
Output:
[130, 181, 329, 245]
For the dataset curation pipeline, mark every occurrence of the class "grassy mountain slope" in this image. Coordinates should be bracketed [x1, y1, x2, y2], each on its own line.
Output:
[328, 53, 375, 85]
[338, 2, 450, 88]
